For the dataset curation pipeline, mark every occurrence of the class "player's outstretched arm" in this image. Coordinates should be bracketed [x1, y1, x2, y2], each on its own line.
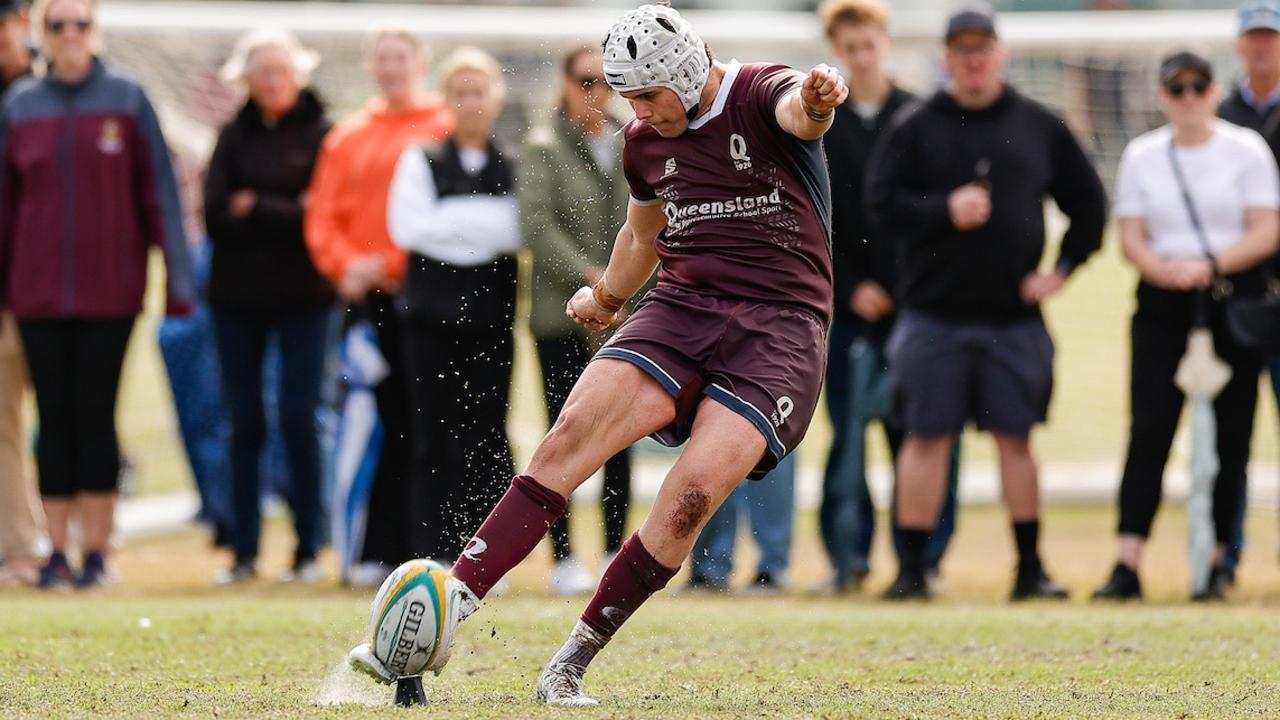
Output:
[776, 64, 849, 141]
[566, 200, 665, 330]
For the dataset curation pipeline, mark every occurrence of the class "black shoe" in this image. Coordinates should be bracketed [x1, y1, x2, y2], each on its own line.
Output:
[1220, 564, 1237, 588]
[75, 551, 109, 589]
[1192, 565, 1230, 602]
[1092, 563, 1142, 601]
[682, 572, 729, 594]
[1011, 565, 1069, 601]
[882, 569, 930, 601]
[742, 571, 784, 595]
[38, 552, 74, 589]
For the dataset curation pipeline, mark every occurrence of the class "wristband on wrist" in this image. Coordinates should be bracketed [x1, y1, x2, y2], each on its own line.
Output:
[591, 277, 627, 314]
[801, 97, 833, 122]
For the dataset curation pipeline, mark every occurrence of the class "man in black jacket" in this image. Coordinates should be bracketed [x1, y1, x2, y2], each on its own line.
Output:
[1217, 0, 1280, 583]
[867, 8, 1107, 600]
[817, 0, 959, 593]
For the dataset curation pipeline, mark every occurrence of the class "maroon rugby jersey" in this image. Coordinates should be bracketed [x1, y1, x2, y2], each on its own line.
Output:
[622, 62, 834, 323]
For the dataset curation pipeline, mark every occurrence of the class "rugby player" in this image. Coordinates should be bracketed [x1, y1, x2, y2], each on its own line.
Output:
[351, 3, 847, 705]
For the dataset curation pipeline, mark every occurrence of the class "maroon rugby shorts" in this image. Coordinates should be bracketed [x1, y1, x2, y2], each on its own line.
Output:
[594, 284, 826, 479]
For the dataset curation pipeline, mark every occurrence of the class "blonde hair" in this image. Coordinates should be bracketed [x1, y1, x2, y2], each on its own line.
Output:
[438, 46, 506, 99]
[219, 28, 320, 87]
[367, 28, 429, 62]
[818, 0, 890, 39]
[31, 0, 100, 49]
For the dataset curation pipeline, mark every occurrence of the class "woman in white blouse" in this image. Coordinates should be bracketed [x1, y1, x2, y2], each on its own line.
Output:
[1094, 51, 1280, 602]
[386, 47, 521, 562]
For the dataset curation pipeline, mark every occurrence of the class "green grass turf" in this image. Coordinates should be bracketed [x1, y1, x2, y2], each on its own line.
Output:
[3, 503, 1280, 719]
[2, 593, 1278, 718]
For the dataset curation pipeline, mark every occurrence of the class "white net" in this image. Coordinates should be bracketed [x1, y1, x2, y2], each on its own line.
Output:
[100, 4, 1243, 174]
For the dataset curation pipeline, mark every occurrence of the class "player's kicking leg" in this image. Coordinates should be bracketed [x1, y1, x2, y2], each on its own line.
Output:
[537, 398, 768, 706]
[349, 359, 674, 683]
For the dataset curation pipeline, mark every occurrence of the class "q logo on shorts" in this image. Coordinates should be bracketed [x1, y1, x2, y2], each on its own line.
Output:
[772, 396, 794, 428]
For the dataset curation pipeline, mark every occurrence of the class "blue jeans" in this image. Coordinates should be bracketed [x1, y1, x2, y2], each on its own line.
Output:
[159, 243, 233, 537]
[691, 453, 795, 583]
[213, 307, 330, 564]
[1225, 355, 1280, 571]
[160, 309, 233, 533]
[821, 321, 959, 586]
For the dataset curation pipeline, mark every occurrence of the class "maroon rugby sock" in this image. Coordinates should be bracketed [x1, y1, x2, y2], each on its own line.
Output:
[581, 532, 680, 638]
[451, 475, 567, 599]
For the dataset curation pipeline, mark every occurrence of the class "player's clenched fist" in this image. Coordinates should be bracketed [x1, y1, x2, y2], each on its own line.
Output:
[801, 64, 848, 116]
[566, 286, 616, 331]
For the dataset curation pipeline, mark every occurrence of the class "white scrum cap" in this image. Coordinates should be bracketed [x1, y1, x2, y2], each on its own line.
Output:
[602, 4, 710, 119]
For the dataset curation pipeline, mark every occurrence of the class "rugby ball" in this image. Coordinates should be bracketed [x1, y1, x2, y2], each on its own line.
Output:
[367, 559, 459, 678]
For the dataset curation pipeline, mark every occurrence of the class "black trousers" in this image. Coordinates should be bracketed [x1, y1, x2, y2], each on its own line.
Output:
[213, 307, 329, 565]
[1118, 284, 1260, 544]
[18, 318, 134, 497]
[536, 334, 632, 559]
[402, 319, 515, 560]
[352, 293, 415, 566]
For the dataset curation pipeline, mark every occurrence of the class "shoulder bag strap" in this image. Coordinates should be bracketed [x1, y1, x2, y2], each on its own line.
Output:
[1166, 140, 1234, 300]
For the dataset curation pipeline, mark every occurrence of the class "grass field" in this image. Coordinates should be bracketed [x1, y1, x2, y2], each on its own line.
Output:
[3, 503, 1280, 719]
[10, 231, 1280, 718]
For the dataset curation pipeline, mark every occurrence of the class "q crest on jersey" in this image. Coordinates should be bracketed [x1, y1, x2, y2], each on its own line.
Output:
[729, 133, 752, 171]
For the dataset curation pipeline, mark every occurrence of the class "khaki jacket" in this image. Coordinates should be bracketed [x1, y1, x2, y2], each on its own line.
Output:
[518, 116, 630, 338]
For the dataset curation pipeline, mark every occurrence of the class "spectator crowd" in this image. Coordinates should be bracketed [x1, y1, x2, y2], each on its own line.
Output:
[2, 0, 1280, 605]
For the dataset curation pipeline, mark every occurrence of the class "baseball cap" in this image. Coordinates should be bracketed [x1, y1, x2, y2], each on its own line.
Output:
[945, 8, 997, 43]
[1159, 50, 1214, 85]
[1240, 0, 1280, 33]
[0, 0, 25, 16]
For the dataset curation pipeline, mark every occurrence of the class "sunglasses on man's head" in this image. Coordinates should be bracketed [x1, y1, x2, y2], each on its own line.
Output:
[46, 19, 92, 34]
[1165, 79, 1209, 98]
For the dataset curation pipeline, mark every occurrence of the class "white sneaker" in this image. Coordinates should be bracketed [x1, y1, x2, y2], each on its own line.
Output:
[550, 558, 595, 596]
[278, 559, 325, 584]
[536, 662, 598, 707]
[348, 642, 396, 684]
[925, 569, 946, 595]
[346, 562, 390, 588]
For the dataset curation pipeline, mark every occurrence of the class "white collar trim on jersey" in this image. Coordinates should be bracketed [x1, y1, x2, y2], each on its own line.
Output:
[688, 60, 742, 130]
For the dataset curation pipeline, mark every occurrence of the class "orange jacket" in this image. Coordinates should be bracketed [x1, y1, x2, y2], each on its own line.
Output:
[305, 96, 453, 287]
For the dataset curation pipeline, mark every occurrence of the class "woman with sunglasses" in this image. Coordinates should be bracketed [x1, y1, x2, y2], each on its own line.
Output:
[1094, 51, 1280, 601]
[0, 0, 194, 587]
[517, 45, 635, 595]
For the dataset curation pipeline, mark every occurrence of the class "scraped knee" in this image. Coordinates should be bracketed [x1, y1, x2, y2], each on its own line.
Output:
[666, 486, 712, 540]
